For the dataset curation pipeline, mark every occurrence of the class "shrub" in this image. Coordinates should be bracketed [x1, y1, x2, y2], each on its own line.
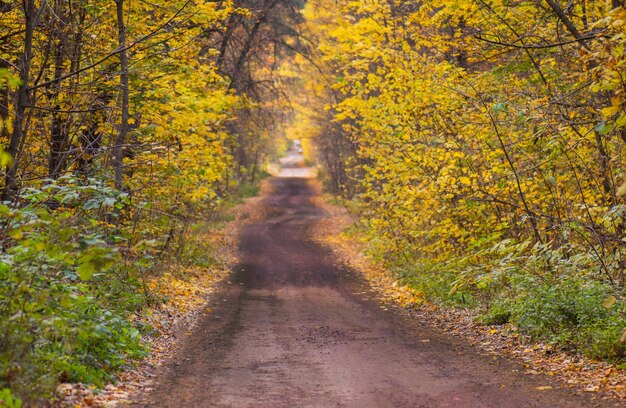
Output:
[0, 179, 147, 400]
[478, 278, 626, 360]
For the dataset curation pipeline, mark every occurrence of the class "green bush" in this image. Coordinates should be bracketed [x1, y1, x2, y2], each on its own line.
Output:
[481, 300, 512, 325]
[507, 280, 626, 359]
[0, 173, 249, 403]
[357, 225, 626, 361]
[0, 179, 147, 401]
[476, 278, 626, 360]
[0, 389, 21, 408]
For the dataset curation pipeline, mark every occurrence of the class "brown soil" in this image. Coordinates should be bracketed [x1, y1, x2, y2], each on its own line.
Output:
[136, 176, 619, 407]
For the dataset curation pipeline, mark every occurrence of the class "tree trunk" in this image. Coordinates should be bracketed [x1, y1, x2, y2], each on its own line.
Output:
[0, 59, 9, 143]
[49, 37, 67, 178]
[544, 0, 590, 50]
[2, 0, 38, 201]
[114, 0, 130, 191]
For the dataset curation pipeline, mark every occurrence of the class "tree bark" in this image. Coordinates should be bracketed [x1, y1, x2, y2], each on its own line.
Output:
[544, 0, 591, 50]
[114, 0, 130, 191]
[2, 0, 39, 201]
[49, 37, 67, 178]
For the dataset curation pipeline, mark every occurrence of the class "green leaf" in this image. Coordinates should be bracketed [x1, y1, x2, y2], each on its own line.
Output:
[76, 243, 118, 281]
[493, 102, 507, 113]
[0, 388, 22, 408]
[616, 113, 626, 129]
[83, 199, 101, 210]
[595, 121, 611, 135]
[76, 261, 96, 281]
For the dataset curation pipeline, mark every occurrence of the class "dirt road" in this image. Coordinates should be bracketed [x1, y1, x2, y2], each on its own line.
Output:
[139, 172, 615, 407]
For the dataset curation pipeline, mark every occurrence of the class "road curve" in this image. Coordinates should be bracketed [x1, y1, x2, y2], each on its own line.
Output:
[139, 175, 614, 408]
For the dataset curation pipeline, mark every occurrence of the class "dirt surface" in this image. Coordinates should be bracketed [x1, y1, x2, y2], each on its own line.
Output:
[138, 169, 619, 407]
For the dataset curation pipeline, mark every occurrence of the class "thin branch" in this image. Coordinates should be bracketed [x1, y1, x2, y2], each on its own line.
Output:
[544, 0, 591, 50]
[475, 32, 601, 49]
[29, 0, 193, 91]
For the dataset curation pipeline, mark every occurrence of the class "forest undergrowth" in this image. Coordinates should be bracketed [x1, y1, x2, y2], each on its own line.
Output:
[55, 179, 271, 407]
[1, 177, 266, 407]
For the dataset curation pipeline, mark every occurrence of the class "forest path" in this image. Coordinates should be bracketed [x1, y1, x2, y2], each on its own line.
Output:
[138, 157, 612, 408]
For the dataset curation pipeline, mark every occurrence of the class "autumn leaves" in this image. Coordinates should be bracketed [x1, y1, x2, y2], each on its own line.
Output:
[286, 0, 626, 358]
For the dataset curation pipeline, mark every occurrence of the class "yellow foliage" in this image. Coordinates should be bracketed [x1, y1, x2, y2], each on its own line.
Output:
[282, 0, 626, 283]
